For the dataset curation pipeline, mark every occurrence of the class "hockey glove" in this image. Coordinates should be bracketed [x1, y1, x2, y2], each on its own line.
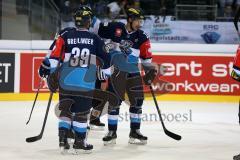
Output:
[97, 67, 108, 81]
[119, 40, 132, 55]
[103, 43, 116, 53]
[38, 58, 51, 78]
[231, 70, 240, 82]
[47, 67, 60, 93]
[143, 68, 157, 85]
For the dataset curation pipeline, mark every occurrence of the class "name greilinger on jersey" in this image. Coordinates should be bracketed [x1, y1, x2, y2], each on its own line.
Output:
[67, 38, 94, 45]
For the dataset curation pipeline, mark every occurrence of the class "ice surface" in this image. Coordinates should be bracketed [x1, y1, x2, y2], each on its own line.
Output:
[0, 100, 239, 160]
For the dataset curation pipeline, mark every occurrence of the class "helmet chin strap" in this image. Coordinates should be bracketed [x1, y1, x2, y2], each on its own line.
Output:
[127, 18, 135, 32]
[130, 21, 134, 32]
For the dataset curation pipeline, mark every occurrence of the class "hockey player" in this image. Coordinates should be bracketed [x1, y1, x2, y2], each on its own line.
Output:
[86, 6, 119, 130]
[47, 5, 107, 130]
[90, 8, 157, 145]
[38, 7, 112, 153]
[232, 47, 240, 82]
[231, 6, 240, 125]
[232, 6, 240, 81]
[82, 5, 107, 130]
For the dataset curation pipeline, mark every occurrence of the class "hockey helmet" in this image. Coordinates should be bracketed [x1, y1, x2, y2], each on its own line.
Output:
[126, 8, 144, 20]
[79, 5, 93, 17]
[74, 6, 92, 28]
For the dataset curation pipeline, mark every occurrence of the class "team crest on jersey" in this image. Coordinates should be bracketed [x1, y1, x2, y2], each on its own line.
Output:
[120, 40, 133, 48]
[115, 28, 122, 37]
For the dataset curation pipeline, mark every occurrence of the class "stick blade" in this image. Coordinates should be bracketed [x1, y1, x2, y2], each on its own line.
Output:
[165, 129, 182, 141]
[26, 120, 30, 125]
[26, 135, 41, 143]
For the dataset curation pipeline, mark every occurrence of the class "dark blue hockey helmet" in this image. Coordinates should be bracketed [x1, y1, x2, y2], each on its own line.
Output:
[126, 8, 144, 20]
[74, 6, 92, 28]
[79, 5, 93, 17]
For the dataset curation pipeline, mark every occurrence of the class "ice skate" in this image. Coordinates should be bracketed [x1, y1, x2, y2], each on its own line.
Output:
[59, 130, 70, 154]
[73, 136, 93, 154]
[102, 131, 117, 146]
[90, 118, 105, 131]
[234, 154, 240, 160]
[129, 129, 147, 145]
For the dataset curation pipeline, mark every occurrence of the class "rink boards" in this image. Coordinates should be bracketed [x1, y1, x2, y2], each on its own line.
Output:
[0, 93, 239, 102]
[0, 41, 239, 102]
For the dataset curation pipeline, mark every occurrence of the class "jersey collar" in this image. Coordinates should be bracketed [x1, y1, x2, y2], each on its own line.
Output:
[124, 26, 137, 34]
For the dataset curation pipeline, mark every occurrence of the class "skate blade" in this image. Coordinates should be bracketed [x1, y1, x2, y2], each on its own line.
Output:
[73, 149, 92, 154]
[103, 139, 116, 146]
[128, 138, 147, 145]
[90, 125, 105, 131]
[233, 154, 240, 160]
[60, 147, 69, 155]
[67, 138, 74, 145]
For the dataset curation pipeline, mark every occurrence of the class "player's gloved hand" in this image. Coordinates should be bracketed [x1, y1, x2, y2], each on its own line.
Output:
[97, 66, 108, 81]
[143, 68, 157, 85]
[231, 69, 240, 82]
[38, 58, 51, 78]
[119, 40, 132, 55]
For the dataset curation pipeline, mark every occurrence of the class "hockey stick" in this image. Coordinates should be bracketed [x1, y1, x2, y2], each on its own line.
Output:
[149, 85, 182, 141]
[238, 99, 240, 125]
[26, 78, 44, 125]
[234, 7, 240, 125]
[26, 92, 53, 142]
[26, 44, 63, 143]
[234, 6, 240, 39]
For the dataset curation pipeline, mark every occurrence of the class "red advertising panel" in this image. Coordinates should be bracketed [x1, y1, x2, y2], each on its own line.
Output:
[20, 53, 48, 92]
[19, 52, 239, 95]
[152, 55, 240, 95]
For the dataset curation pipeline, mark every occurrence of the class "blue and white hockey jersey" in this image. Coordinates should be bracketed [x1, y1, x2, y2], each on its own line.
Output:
[96, 21, 153, 73]
[48, 27, 111, 92]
